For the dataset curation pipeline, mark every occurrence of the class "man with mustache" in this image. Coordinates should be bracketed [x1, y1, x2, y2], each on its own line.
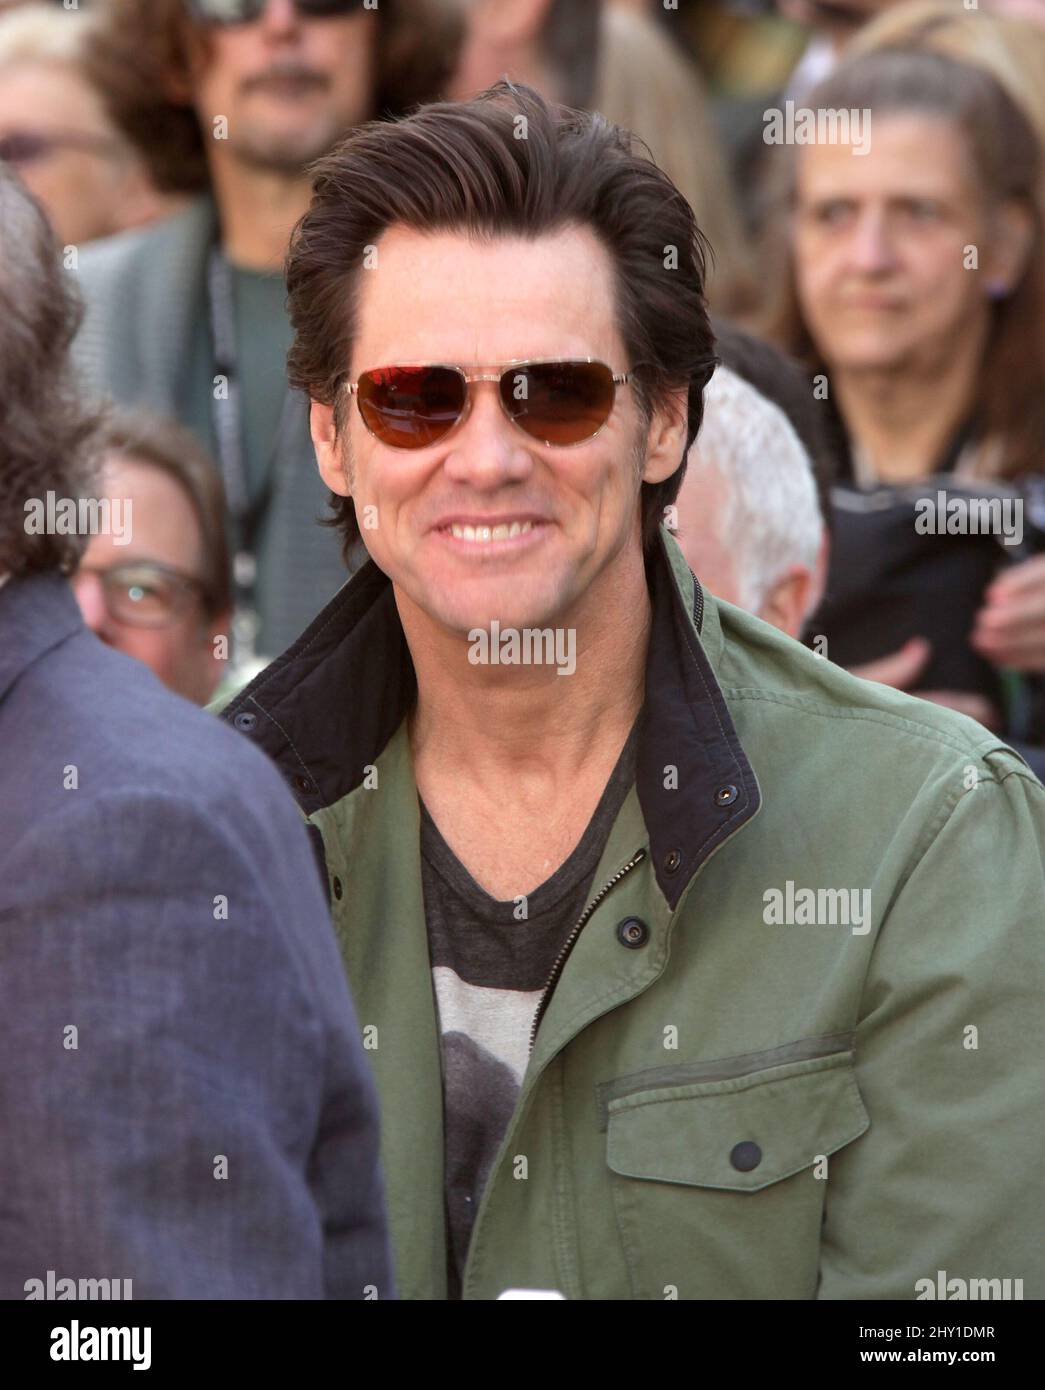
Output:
[71, 0, 460, 659]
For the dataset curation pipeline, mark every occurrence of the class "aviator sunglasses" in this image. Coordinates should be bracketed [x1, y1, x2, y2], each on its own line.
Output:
[187, 0, 354, 23]
[347, 360, 631, 450]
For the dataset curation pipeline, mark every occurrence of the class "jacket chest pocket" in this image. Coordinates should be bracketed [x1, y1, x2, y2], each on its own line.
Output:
[600, 1047, 869, 1300]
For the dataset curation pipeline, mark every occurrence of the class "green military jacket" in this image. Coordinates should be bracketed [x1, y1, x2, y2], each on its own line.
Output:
[223, 529, 1045, 1300]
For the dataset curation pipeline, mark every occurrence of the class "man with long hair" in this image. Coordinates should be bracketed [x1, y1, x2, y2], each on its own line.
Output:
[72, 0, 461, 659]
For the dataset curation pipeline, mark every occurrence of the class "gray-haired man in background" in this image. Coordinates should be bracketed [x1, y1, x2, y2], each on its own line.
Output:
[675, 364, 827, 638]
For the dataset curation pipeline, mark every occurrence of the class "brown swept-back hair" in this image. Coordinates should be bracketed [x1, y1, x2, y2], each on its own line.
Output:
[94, 409, 232, 619]
[286, 79, 717, 559]
[83, 0, 465, 195]
[761, 46, 1045, 480]
[0, 167, 101, 579]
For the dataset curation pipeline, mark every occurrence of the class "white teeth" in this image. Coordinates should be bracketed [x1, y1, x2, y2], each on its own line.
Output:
[448, 520, 535, 542]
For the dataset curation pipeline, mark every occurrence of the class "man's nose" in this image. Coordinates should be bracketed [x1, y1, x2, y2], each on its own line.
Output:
[441, 381, 535, 489]
[260, 0, 301, 36]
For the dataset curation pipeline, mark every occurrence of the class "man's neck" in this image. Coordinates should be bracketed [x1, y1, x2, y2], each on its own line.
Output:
[210, 151, 311, 273]
[833, 329, 987, 485]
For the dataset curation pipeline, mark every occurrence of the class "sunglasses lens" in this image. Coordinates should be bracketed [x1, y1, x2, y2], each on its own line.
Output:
[190, 0, 352, 19]
[356, 367, 466, 449]
[188, 0, 262, 22]
[500, 361, 617, 445]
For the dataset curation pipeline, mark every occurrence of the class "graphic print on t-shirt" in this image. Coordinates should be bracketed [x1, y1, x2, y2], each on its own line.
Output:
[418, 720, 639, 1297]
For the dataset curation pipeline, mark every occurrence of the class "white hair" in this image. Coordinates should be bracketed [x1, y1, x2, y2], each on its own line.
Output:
[0, 4, 92, 68]
[687, 365, 823, 615]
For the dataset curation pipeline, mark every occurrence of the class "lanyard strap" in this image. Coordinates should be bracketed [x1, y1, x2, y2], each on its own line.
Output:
[207, 245, 250, 521]
[206, 245, 299, 655]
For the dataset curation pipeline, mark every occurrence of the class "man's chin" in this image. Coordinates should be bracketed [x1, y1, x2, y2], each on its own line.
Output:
[391, 555, 582, 644]
[430, 591, 571, 644]
[232, 122, 347, 174]
[438, 606, 559, 640]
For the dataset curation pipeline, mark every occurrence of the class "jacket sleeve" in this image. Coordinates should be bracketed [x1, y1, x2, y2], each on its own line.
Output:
[818, 749, 1045, 1299]
[0, 781, 394, 1300]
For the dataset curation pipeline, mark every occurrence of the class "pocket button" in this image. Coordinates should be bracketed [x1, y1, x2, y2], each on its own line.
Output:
[729, 1141, 763, 1172]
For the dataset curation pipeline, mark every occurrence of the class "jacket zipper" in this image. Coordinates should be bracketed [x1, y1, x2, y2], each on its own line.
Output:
[693, 578, 704, 633]
[528, 847, 648, 1056]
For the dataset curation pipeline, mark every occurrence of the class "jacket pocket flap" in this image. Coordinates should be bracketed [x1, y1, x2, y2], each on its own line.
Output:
[605, 1052, 869, 1192]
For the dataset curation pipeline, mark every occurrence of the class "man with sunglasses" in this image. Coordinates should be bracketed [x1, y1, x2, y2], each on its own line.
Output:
[223, 81, 1045, 1301]
[72, 0, 460, 660]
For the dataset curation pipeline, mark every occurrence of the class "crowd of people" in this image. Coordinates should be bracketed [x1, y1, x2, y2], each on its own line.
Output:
[2, 0, 1044, 1305]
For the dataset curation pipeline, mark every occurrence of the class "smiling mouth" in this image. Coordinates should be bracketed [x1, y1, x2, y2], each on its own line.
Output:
[444, 520, 537, 543]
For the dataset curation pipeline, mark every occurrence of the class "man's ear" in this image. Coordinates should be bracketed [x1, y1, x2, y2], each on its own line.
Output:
[806, 528, 830, 623]
[642, 388, 690, 486]
[311, 400, 351, 497]
[985, 198, 1035, 297]
[759, 566, 814, 641]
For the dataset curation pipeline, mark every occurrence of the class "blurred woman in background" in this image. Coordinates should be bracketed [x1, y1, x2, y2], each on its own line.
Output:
[762, 43, 1045, 763]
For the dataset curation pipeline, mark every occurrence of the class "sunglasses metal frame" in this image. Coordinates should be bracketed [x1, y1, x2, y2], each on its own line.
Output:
[186, 0, 354, 24]
[345, 358, 631, 450]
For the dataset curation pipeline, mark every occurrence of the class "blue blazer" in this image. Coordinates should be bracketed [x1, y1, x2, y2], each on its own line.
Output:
[0, 572, 394, 1299]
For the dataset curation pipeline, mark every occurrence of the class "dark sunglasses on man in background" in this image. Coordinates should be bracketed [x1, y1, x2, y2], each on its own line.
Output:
[186, 0, 355, 23]
[0, 129, 121, 167]
[347, 360, 632, 451]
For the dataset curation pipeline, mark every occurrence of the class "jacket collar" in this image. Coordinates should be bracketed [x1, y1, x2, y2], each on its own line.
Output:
[0, 572, 84, 704]
[638, 531, 760, 905]
[223, 528, 761, 909]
